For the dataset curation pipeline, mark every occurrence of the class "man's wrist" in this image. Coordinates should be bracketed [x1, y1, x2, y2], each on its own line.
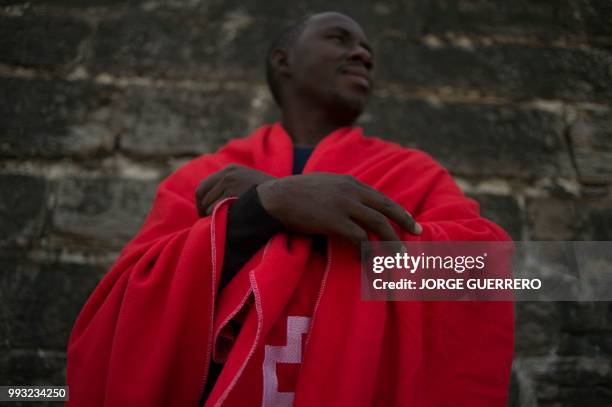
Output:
[236, 183, 284, 232]
[256, 180, 282, 224]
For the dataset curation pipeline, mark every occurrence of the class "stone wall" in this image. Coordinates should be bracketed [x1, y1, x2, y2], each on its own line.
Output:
[1, 1, 611, 405]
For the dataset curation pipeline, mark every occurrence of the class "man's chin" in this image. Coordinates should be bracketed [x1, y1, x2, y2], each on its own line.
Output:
[329, 93, 367, 121]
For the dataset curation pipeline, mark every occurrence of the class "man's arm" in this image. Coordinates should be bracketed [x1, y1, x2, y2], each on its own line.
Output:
[220, 185, 284, 290]
[256, 172, 422, 245]
[194, 164, 281, 290]
[198, 166, 414, 290]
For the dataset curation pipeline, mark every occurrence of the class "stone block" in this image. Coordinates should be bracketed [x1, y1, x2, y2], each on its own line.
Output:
[534, 358, 612, 406]
[0, 253, 104, 350]
[568, 108, 612, 184]
[0, 349, 66, 389]
[0, 173, 47, 246]
[515, 302, 562, 357]
[364, 98, 566, 178]
[117, 85, 254, 156]
[89, 10, 270, 80]
[0, 14, 89, 70]
[52, 176, 157, 243]
[424, 0, 590, 41]
[526, 197, 612, 240]
[0, 78, 117, 157]
[376, 42, 612, 102]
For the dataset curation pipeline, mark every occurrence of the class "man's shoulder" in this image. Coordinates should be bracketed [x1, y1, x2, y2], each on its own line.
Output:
[361, 132, 446, 172]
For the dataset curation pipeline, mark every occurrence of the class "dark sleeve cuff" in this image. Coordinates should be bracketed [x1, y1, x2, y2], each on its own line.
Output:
[220, 184, 284, 290]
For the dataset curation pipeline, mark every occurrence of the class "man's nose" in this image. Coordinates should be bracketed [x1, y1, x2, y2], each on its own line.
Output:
[349, 44, 374, 70]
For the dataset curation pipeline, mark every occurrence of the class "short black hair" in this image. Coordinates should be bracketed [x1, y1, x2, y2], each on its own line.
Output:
[265, 16, 311, 108]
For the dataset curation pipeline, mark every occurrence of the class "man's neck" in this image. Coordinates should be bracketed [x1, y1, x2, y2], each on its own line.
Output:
[280, 101, 356, 147]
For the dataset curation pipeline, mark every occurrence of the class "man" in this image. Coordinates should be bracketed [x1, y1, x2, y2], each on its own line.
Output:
[66, 11, 514, 407]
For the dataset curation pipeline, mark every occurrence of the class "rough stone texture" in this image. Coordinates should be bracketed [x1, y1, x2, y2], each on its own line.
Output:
[568, 108, 612, 184]
[424, 0, 612, 41]
[561, 302, 612, 330]
[0, 1, 611, 404]
[575, 0, 612, 39]
[0, 78, 117, 158]
[0, 173, 47, 247]
[0, 253, 104, 350]
[90, 10, 276, 81]
[531, 358, 612, 406]
[0, 77, 255, 158]
[0, 13, 90, 71]
[2, 0, 130, 5]
[363, 98, 567, 178]
[515, 302, 563, 357]
[52, 176, 158, 244]
[467, 193, 523, 240]
[512, 298, 612, 359]
[0, 250, 103, 402]
[526, 196, 612, 240]
[205, 0, 424, 30]
[0, 349, 67, 387]
[377, 42, 612, 103]
[118, 85, 255, 156]
[520, 193, 612, 405]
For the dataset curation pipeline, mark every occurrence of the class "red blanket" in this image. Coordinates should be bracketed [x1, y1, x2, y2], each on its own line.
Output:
[66, 122, 514, 406]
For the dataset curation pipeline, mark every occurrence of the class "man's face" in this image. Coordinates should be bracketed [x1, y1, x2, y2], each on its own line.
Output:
[287, 13, 374, 116]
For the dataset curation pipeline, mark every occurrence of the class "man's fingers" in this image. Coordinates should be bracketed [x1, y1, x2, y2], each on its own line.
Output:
[356, 183, 421, 235]
[350, 203, 401, 242]
[195, 171, 224, 203]
[335, 220, 369, 246]
[204, 200, 221, 216]
[198, 178, 225, 216]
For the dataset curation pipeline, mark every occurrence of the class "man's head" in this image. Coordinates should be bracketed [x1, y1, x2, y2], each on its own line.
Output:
[265, 12, 374, 123]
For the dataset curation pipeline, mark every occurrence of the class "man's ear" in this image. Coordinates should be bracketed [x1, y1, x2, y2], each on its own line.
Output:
[272, 48, 292, 78]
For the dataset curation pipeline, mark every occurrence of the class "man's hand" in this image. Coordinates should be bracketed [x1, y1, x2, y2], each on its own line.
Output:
[195, 164, 275, 216]
[256, 172, 421, 245]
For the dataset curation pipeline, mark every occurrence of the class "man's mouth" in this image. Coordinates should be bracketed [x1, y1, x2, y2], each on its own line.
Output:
[341, 68, 370, 90]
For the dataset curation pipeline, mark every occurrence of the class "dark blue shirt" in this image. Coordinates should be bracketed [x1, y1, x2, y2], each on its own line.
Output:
[292, 146, 314, 174]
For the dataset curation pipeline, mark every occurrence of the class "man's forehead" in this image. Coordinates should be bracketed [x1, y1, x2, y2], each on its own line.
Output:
[302, 13, 367, 39]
